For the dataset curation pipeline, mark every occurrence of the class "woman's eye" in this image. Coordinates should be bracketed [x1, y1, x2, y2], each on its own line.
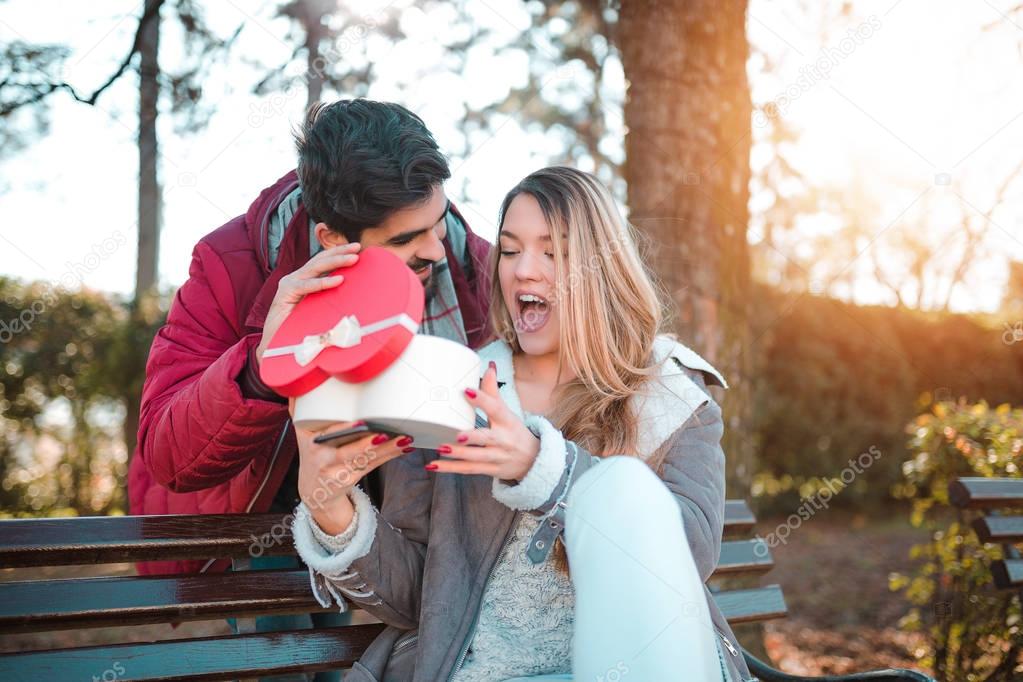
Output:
[499, 250, 519, 256]
[544, 252, 554, 259]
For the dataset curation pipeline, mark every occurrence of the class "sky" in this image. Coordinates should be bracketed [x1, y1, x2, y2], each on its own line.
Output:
[1, 0, 1022, 313]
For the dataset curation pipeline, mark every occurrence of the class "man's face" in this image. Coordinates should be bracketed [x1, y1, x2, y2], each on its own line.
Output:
[315, 185, 449, 294]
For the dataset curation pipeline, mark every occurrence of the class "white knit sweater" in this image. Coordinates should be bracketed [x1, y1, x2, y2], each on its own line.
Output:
[450, 512, 574, 680]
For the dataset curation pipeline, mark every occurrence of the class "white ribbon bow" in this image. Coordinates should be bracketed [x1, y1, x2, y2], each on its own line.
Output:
[263, 313, 418, 367]
[293, 315, 362, 366]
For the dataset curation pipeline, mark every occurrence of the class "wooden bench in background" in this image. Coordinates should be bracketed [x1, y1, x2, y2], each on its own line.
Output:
[0, 500, 933, 681]
[949, 477, 1023, 591]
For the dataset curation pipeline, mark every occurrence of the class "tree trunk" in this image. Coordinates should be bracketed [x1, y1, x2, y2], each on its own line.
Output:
[304, 14, 325, 111]
[618, 0, 754, 498]
[126, 0, 161, 464]
[136, 0, 161, 300]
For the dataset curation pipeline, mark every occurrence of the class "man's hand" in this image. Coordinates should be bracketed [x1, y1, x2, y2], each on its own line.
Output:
[255, 243, 362, 366]
[292, 400, 413, 535]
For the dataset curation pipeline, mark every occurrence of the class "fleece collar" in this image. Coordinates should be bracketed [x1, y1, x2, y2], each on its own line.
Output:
[475, 335, 727, 460]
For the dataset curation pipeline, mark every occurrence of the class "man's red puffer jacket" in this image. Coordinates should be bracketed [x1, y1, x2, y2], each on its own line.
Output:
[127, 170, 493, 576]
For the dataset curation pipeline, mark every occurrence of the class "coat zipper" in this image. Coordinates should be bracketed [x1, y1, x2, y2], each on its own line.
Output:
[393, 631, 418, 655]
[200, 421, 290, 575]
[447, 510, 521, 680]
[715, 626, 739, 657]
[245, 421, 291, 514]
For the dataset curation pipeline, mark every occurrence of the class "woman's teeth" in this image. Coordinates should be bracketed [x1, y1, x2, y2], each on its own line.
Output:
[516, 293, 551, 333]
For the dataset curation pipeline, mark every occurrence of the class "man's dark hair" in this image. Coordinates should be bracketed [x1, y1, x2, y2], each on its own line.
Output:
[295, 99, 451, 241]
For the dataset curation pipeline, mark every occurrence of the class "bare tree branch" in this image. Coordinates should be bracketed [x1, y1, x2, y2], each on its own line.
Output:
[0, 0, 166, 117]
[940, 156, 1023, 310]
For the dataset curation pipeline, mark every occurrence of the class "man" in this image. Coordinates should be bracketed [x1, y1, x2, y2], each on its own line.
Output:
[128, 99, 492, 583]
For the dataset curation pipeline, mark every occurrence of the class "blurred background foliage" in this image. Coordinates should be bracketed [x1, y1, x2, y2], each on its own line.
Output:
[751, 284, 1023, 514]
[889, 400, 1022, 680]
[0, 277, 169, 517]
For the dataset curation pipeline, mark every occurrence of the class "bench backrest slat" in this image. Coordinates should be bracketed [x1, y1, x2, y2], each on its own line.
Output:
[0, 501, 758, 568]
[972, 515, 1023, 544]
[948, 477, 1023, 510]
[0, 514, 291, 568]
[0, 624, 387, 682]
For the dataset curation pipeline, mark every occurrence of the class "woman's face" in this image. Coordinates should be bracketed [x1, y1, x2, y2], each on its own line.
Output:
[498, 193, 562, 356]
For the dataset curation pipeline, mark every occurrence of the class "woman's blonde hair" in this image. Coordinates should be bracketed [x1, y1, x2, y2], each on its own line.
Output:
[490, 166, 666, 460]
[491, 167, 669, 573]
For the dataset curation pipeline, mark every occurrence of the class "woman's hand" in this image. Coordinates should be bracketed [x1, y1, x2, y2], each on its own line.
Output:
[431, 362, 540, 480]
[291, 399, 413, 534]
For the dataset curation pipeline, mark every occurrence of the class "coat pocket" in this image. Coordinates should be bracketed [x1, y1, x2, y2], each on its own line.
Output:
[382, 629, 418, 682]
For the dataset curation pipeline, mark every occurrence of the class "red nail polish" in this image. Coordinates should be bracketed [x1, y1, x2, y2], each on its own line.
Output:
[456, 434, 468, 443]
[353, 420, 366, 427]
[438, 444, 452, 454]
[402, 447, 415, 454]
[425, 463, 439, 471]
[488, 360, 496, 372]
[464, 388, 477, 398]
[371, 433, 389, 445]
[396, 436, 413, 447]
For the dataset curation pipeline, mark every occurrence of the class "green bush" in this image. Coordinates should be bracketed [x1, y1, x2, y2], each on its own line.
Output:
[0, 277, 167, 515]
[889, 400, 1022, 681]
[751, 285, 1023, 513]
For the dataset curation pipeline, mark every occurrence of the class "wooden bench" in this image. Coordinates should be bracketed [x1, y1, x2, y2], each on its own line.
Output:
[948, 477, 1023, 591]
[0, 500, 933, 681]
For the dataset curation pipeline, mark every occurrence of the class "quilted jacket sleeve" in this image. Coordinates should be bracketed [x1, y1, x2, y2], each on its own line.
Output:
[136, 240, 289, 492]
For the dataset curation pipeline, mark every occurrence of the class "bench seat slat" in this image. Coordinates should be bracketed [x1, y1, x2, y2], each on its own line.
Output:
[0, 539, 775, 634]
[0, 501, 759, 568]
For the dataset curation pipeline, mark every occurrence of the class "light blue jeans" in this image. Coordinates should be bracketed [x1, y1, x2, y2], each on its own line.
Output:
[503, 456, 730, 682]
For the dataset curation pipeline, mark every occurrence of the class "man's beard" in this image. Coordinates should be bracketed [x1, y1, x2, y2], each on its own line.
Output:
[410, 258, 437, 301]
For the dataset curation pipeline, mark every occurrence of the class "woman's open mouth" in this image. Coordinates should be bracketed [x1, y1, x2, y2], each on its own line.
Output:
[515, 292, 551, 333]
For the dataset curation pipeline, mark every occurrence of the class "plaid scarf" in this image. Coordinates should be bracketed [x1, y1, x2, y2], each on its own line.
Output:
[267, 187, 469, 346]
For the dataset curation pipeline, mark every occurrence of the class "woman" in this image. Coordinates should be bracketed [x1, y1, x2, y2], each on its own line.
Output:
[291, 167, 753, 682]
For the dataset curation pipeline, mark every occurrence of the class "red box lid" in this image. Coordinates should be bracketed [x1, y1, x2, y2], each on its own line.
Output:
[259, 247, 424, 396]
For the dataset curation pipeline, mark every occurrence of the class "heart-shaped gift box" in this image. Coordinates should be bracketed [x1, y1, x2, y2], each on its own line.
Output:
[259, 247, 424, 396]
[258, 246, 481, 449]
